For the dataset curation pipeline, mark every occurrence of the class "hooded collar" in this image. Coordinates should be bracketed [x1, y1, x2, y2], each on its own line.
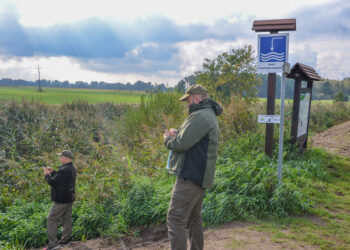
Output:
[189, 98, 223, 116]
[60, 161, 73, 168]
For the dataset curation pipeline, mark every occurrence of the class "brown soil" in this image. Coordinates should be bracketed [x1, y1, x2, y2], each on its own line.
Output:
[311, 120, 350, 158]
[56, 221, 317, 250]
[37, 122, 350, 250]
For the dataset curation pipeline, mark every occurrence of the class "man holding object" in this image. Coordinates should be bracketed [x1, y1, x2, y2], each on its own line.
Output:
[43, 150, 77, 250]
[164, 84, 222, 250]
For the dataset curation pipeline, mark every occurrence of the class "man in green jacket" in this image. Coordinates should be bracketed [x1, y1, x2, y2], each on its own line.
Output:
[164, 84, 222, 250]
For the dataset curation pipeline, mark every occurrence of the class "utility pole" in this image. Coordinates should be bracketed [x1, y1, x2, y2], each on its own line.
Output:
[37, 65, 43, 92]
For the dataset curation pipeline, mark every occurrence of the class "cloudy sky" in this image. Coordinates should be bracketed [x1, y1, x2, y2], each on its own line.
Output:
[0, 0, 349, 86]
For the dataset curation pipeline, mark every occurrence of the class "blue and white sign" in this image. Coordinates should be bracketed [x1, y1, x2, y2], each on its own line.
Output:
[257, 33, 289, 73]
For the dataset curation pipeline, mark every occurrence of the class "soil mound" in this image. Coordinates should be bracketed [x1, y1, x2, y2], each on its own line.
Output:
[312, 120, 350, 158]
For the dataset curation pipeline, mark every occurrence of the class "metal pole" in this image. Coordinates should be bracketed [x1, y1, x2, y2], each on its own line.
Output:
[278, 72, 286, 183]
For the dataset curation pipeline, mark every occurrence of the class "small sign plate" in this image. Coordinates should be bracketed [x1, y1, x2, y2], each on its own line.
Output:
[258, 115, 280, 124]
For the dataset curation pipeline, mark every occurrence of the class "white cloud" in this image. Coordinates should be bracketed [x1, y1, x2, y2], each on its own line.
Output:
[0, 55, 182, 85]
[1, 0, 348, 85]
[314, 39, 350, 80]
[289, 43, 318, 67]
[12, 0, 335, 27]
[176, 38, 253, 78]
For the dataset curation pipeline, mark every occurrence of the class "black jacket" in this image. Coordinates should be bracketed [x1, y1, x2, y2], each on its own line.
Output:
[45, 162, 77, 203]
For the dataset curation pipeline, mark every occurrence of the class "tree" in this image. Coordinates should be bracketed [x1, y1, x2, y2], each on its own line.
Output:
[174, 74, 197, 94]
[196, 45, 260, 102]
[175, 79, 186, 93]
[334, 91, 348, 102]
[184, 75, 196, 87]
[320, 81, 334, 99]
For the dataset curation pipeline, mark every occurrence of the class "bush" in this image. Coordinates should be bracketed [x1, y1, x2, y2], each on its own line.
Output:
[118, 92, 186, 175]
[333, 91, 348, 102]
[218, 96, 258, 144]
[119, 179, 171, 227]
[309, 102, 350, 132]
[202, 132, 329, 226]
[0, 201, 50, 247]
[72, 202, 112, 240]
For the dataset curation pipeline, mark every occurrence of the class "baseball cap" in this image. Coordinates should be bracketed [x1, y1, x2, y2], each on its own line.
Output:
[179, 84, 208, 101]
[56, 150, 73, 159]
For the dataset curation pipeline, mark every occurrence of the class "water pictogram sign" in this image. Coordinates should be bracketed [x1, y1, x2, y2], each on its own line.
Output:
[257, 33, 289, 73]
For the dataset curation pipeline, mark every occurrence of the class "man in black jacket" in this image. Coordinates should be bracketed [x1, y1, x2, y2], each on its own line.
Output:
[43, 150, 77, 250]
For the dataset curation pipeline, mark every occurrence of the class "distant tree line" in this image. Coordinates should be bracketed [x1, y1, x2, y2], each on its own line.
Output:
[1, 69, 349, 101]
[255, 74, 350, 100]
[2, 75, 349, 101]
[175, 74, 350, 101]
[0, 78, 168, 92]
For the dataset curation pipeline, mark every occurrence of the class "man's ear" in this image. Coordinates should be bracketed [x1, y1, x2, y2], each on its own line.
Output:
[195, 95, 201, 103]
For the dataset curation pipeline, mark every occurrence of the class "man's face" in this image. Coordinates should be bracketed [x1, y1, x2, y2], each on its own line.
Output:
[187, 95, 201, 107]
[59, 155, 72, 164]
[186, 94, 201, 107]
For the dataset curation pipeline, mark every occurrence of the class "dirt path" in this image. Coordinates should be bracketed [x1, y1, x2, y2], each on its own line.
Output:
[38, 122, 350, 250]
[58, 221, 316, 250]
[311, 120, 350, 158]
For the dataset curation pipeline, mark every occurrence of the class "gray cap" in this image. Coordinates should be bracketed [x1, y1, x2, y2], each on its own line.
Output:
[179, 84, 208, 101]
[56, 150, 73, 159]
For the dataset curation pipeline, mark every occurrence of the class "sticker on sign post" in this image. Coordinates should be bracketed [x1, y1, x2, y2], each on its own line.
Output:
[257, 33, 289, 73]
[258, 115, 280, 124]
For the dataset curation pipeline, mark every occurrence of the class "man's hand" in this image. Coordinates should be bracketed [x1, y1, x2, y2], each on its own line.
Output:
[164, 128, 177, 140]
[43, 167, 53, 175]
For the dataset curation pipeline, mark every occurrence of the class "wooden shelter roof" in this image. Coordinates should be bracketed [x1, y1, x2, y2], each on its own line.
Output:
[287, 63, 323, 81]
[252, 19, 296, 32]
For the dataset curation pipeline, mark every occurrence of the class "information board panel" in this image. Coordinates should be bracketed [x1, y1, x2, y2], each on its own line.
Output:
[297, 92, 311, 137]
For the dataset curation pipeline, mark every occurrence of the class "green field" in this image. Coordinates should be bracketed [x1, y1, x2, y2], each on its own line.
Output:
[257, 97, 335, 105]
[0, 86, 143, 104]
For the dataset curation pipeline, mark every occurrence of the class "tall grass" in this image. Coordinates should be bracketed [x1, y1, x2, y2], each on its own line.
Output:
[309, 102, 350, 132]
[0, 93, 348, 248]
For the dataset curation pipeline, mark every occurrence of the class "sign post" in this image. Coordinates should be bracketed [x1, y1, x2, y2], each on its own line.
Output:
[252, 19, 295, 183]
[257, 34, 290, 179]
[277, 62, 290, 183]
[252, 19, 296, 158]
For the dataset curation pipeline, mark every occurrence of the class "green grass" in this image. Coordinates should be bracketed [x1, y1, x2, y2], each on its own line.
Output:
[0, 86, 143, 104]
[254, 156, 350, 249]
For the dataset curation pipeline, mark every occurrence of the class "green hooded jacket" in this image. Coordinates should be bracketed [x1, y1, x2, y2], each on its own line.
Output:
[164, 98, 223, 188]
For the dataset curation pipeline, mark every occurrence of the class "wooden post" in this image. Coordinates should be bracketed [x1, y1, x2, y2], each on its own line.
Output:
[303, 80, 314, 148]
[290, 77, 302, 143]
[265, 73, 276, 157]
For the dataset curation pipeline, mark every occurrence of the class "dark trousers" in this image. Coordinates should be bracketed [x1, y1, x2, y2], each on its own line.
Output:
[47, 202, 73, 248]
[167, 177, 206, 250]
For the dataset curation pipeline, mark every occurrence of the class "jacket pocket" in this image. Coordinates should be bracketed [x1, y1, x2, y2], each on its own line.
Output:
[168, 151, 185, 175]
